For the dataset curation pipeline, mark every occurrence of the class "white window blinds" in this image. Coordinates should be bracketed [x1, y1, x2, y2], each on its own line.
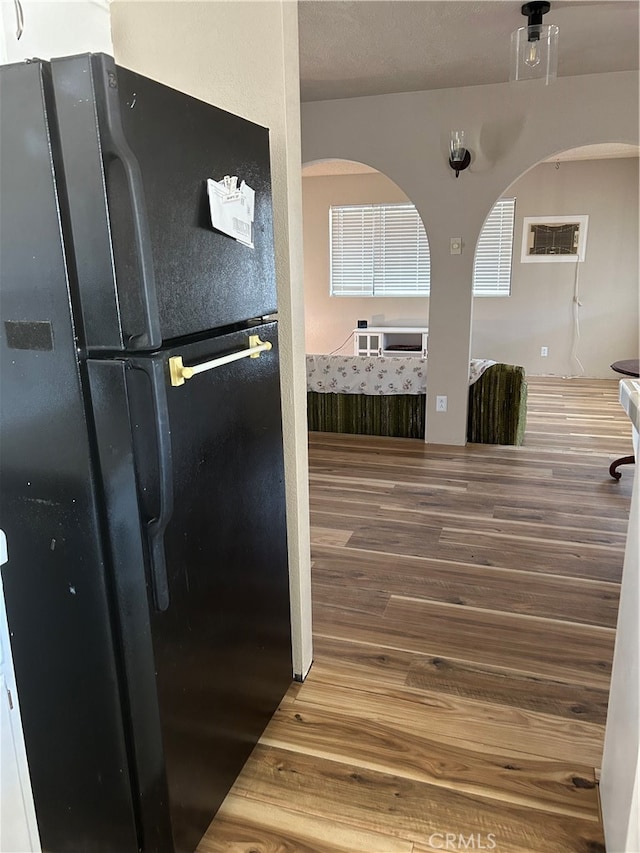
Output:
[329, 198, 515, 298]
[330, 203, 430, 297]
[473, 198, 516, 296]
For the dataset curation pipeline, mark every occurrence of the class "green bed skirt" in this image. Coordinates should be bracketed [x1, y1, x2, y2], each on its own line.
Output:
[307, 363, 527, 446]
[307, 391, 426, 439]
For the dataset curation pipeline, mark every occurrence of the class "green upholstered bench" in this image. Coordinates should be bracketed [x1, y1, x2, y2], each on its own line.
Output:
[307, 363, 527, 446]
[466, 363, 527, 445]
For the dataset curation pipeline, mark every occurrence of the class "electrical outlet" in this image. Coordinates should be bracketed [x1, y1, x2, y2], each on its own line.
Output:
[436, 395, 447, 412]
[541, 346, 548, 357]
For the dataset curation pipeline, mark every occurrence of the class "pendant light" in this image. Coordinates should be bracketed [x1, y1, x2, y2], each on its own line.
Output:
[510, 1, 559, 85]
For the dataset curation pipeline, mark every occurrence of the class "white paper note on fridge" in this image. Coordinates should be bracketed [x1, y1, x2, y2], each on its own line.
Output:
[207, 175, 255, 248]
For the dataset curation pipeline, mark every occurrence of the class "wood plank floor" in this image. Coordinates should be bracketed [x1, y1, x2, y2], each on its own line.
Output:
[199, 377, 634, 853]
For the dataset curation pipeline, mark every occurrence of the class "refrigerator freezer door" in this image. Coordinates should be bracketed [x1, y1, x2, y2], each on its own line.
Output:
[50, 53, 278, 351]
[89, 322, 292, 852]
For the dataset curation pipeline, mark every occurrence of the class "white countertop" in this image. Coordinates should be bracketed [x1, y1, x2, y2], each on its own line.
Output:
[620, 378, 640, 432]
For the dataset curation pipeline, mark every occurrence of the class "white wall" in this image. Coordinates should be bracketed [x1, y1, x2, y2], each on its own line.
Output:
[111, 0, 312, 680]
[302, 72, 640, 444]
[0, 0, 113, 63]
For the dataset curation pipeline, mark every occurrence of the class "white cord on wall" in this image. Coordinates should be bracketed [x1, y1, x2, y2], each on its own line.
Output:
[569, 257, 585, 377]
[329, 331, 354, 355]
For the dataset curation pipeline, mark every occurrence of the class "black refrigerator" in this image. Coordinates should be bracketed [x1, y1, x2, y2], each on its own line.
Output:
[0, 53, 292, 853]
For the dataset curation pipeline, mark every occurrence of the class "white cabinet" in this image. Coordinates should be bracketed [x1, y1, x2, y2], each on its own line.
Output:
[600, 380, 640, 853]
[0, 531, 41, 853]
[353, 326, 428, 357]
[353, 329, 382, 357]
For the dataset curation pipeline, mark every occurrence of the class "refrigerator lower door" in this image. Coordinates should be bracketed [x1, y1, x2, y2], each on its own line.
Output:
[88, 321, 292, 853]
[87, 359, 174, 853]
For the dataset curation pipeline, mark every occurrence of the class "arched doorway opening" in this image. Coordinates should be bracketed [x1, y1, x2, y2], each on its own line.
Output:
[301, 158, 430, 357]
[471, 143, 639, 384]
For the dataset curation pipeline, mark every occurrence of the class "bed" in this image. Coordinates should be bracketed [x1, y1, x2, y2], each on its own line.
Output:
[306, 354, 527, 445]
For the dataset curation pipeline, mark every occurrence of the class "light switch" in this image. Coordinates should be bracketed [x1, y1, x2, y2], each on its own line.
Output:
[450, 238, 462, 255]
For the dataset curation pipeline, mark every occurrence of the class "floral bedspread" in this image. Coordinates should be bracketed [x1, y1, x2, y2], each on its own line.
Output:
[306, 355, 496, 396]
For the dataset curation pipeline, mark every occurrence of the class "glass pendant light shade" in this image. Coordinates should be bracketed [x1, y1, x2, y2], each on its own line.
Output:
[510, 23, 559, 83]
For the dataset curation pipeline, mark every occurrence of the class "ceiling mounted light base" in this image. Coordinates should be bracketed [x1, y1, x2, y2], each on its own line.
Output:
[510, 1, 558, 85]
[522, 1, 550, 27]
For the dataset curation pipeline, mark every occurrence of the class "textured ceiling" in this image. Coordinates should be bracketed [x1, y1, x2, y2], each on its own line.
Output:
[298, 1, 640, 102]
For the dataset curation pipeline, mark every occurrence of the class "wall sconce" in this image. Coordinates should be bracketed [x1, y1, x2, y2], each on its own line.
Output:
[449, 131, 471, 178]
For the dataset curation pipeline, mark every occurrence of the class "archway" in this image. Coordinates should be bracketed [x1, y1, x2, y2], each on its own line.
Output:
[302, 158, 431, 358]
[471, 143, 639, 385]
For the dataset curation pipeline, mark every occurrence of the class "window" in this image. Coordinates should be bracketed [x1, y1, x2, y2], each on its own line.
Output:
[329, 198, 516, 298]
[473, 198, 516, 296]
[330, 203, 430, 297]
